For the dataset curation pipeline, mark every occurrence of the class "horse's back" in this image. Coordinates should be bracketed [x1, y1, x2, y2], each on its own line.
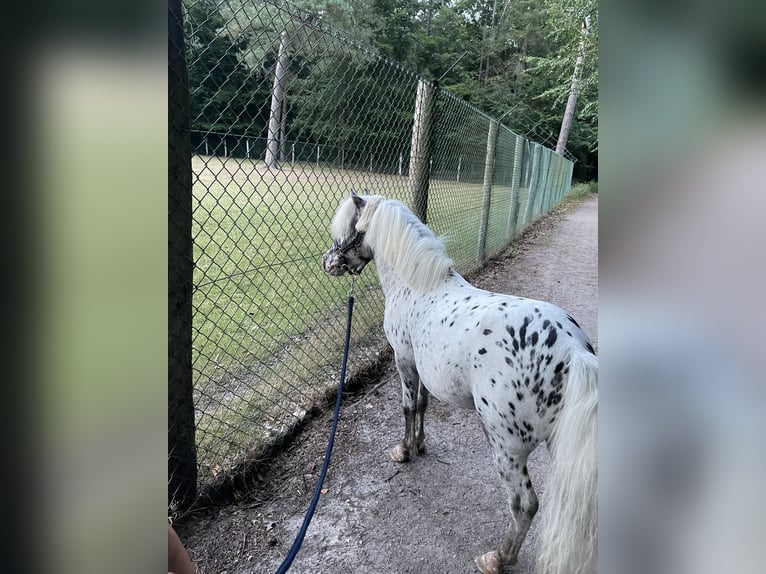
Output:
[408, 285, 594, 445]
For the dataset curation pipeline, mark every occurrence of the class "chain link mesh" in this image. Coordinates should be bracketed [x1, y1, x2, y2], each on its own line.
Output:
[169, 0, 574, 511]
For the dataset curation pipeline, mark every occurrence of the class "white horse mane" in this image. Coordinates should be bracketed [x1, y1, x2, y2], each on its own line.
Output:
[332, 195, 453, 292]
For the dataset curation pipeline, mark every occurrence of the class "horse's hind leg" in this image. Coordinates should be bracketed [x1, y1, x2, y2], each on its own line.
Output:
[475, 450, 539, 574]
[390, 356, 420, 463]
[415, 382, 429, 453]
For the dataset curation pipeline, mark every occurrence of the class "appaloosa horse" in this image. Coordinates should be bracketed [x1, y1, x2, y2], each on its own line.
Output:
[322, 194, 597, 574]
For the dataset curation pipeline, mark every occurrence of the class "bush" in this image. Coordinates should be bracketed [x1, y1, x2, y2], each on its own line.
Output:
[567, 180, 598, 198]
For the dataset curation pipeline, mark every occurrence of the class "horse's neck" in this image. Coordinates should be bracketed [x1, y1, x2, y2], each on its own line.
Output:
[375, 257, 463, 301]
[375, 259, 407, 300]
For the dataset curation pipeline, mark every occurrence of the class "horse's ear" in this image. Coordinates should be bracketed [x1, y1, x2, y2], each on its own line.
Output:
[351, 194, 366, 209]
[355, 195, 382, 232]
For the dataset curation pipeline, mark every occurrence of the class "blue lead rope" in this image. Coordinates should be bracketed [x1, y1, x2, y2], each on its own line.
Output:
[274, 281, 355, 574]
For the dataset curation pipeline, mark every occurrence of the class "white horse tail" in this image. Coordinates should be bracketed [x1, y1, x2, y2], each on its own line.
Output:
[537, 350, 598, 574]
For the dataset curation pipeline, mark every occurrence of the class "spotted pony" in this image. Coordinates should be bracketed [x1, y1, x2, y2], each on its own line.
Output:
[323, 194, 597, 574]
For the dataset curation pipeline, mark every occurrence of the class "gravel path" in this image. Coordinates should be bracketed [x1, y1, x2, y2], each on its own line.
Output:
[181, 194, 598, 574]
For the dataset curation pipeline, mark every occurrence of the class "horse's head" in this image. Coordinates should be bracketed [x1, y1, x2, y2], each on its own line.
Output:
[322, 193, 377, 276]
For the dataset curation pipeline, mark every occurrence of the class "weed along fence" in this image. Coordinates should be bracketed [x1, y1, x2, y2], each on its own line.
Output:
[168, 0, 575, 512]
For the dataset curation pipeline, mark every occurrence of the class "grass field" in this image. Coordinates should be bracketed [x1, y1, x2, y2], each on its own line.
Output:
[189, 154, 565, 486]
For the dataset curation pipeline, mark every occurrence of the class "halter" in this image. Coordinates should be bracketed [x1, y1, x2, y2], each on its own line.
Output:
[333, 231, 370, 275]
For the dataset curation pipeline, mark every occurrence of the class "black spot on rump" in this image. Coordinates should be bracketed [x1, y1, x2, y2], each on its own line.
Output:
[545, 328, 558, 347]
[530, 332, 539, 346]
[483, 328, 493, 335]
[546, 392, 562, 407]
[554, 361, 565, 374]
[519, 316, 531, 349]
[543, 319, 550, 329]
[523, 421, 534, 432]
[585, 341, 596, 355]
[505, 356, 513, 366]
[506, 325, 515, 337]
[478, 348, 487, 355]
[516, 391, 524, 401]
[481, 396, 489, 406]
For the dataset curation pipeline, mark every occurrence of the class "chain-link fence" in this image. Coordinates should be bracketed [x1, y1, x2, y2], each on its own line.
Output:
[169, 0, 574, 512]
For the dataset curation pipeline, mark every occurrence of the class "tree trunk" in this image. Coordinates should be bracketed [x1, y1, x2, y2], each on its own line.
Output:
[279, 95, 287, 162]
[555, 16, 590, 155]
[265, 30, 289, 169]
[477, 120, 498, 264]
[407, 79, 437, 223]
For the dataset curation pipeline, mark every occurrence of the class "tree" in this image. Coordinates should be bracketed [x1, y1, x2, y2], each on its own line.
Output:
[555, 15, 591, 155]
[184, 0, 271, 135]
[524, 0, 598, 177]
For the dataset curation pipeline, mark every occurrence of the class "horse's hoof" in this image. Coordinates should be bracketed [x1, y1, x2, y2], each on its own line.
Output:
[475, 551, 502, 574]
[389, 443, 410, 463]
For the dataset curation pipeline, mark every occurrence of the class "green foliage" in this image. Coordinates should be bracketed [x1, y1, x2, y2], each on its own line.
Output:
[184, 0, 272, 134]
[183, 0, 597, 177]
[567, 180, 598, 199]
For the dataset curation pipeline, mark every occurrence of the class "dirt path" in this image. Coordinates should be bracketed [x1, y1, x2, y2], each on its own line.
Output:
[181, 194, 598, 574]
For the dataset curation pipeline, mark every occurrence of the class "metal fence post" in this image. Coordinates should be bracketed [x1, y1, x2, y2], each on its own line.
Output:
[477, 120, 498, 264]
[408, 79, 437, 223]
[168, 0, 197, 511]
